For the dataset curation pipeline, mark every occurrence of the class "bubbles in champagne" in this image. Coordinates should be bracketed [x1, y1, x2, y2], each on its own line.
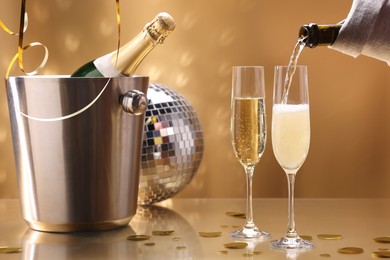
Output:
[231, 97, 266, 167]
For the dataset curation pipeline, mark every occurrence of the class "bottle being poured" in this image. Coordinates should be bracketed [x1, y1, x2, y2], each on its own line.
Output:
[299, 0, 390, 65]
[284, 0, 390, 103]
[71, 12, 176, 77]
[281, 23, 342, 103]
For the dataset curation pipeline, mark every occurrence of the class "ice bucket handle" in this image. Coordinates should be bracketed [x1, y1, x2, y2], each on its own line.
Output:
[121, 90, 147, 115]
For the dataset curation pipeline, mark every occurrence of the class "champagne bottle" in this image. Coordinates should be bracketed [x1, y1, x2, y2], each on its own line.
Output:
[71, 12, 175, 77]
[299, 23, 342, 48]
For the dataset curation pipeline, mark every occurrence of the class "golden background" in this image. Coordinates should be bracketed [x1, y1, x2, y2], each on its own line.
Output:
[1, 0, 389, 198]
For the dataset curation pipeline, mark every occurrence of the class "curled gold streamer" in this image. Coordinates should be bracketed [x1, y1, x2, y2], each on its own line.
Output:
[19, 0, 122, 122]
[20, 78, 112, 122]
[114, 0, 121, 67]
[6, 43, 49, 77]
[0, 12, 28, 35]
[4, 0, 49, 79]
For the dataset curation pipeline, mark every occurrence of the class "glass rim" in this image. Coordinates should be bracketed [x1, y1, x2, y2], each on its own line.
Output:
[233, 65, 264, 69]
[274, 65, 307, 69]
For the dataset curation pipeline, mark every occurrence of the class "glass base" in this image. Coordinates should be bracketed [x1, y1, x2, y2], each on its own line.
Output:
[270, 236, 314, 250]
[230, 226, 270, 241]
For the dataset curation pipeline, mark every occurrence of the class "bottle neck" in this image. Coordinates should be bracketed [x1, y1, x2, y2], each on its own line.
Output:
[110, 29, 157, 76]
[109, 12, 175, 76]
[299, 23, 342, 48]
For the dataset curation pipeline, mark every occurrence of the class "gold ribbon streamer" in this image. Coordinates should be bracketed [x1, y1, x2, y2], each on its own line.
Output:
[0, 12, 28, 35]
[4, 0, 49, 78]
[114, 0, 121, 67]
[6, 43, 49, 78]
[20, 78, 112, 122]
[19, 0, 122, 122]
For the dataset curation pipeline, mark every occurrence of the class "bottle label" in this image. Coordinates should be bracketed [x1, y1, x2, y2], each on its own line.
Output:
[93, 53, 123, 77]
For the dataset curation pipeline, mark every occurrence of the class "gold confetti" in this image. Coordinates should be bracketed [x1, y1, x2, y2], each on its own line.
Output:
[218, 250, 228, 254]
[317, 234, 343, 240]
[223, 242, 248, 249]
[172, 237, 181, 241]
[127, 235, 151, 241]
[379, 248, 390, 251]
[144, 242, 155, 246]
[243, 253, 253, 257]
[300, 235, 313, 241]
[152, 230, 175, 236]
[220, 225, 229, 228]
[372, 251, 390, 258]
[375, 237, 390, 243]
[0, 247, 22, 254]
[319, 253, 331, 257]
[198, 232, 222, 238]
[176, 246, 186, 250]
[337, 247, 364, 254]
[226, 211, 246, 218]
[253, 251, 262, 255]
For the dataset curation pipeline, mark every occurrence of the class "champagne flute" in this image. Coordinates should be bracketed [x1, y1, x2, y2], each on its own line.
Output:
[270, 65, 313, 249]
[230, 66, 270, 240]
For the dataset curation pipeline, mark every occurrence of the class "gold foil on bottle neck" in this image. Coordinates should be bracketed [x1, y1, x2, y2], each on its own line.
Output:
[145, 12, 175, 44]
[109, 12, 175, 76]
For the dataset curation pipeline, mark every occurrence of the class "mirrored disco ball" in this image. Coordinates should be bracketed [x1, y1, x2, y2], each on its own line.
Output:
[137, 83, 204, 205]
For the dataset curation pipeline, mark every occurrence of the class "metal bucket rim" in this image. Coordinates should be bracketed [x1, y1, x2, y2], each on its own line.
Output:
[6, 75, 149, 122]
[6, 74, 149, 80]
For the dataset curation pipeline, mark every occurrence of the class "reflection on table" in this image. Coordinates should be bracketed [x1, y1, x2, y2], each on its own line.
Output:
[1, 198, 390, 259]
[21, 205, 202, 259]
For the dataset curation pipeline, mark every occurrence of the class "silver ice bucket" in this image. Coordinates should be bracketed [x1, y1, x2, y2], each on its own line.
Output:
[6, 76, 149, 232]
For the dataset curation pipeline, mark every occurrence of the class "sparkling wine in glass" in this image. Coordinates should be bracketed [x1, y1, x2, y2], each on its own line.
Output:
[270, 65, 314, 250]
[230, 66, 270, 240]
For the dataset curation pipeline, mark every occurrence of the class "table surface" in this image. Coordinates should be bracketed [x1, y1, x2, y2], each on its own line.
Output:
[1, 198, 390, 259]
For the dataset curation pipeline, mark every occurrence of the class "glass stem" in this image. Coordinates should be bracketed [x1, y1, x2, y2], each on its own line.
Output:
[286, 173, 297, 237]
[244, 166, 255, 229]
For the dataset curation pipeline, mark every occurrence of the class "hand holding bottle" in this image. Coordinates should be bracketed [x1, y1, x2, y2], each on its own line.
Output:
[299, 0, 390, 65]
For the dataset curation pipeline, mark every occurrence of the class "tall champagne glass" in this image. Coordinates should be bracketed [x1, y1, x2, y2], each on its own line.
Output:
[270, 65, 314, 249]
[230, 66, 270, 240]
